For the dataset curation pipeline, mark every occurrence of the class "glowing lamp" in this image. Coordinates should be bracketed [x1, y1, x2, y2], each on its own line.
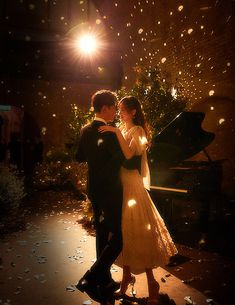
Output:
[76, 34, 98, 55]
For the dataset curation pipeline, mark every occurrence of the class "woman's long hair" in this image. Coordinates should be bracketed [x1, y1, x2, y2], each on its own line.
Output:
[119, 96, 151, 141]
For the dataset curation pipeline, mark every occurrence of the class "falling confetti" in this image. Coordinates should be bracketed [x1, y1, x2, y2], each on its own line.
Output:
[209, 90, 215, 96]
[178, 5, 184, 11]
[219, 118, 225, 125]
[187, 28, 193, 34]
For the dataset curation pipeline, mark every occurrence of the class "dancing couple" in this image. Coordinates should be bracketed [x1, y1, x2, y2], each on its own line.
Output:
[75, 90, 177, 305]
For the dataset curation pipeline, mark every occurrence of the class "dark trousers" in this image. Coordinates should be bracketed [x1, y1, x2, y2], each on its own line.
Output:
[91, 203, 123, 284]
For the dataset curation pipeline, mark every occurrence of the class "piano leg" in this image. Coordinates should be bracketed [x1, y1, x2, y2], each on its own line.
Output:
[198, 198, 210, 234]
[198, 193, 225, 248]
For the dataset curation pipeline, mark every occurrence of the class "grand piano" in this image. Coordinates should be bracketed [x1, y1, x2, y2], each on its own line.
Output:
[149, 111, 224, 232]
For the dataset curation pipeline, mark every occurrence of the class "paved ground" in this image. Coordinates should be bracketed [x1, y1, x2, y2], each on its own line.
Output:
[0, 207, 216, 305]
[0, 191, 234, 305]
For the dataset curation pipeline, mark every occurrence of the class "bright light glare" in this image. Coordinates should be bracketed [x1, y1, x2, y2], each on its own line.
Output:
[76, 34, 98, 55]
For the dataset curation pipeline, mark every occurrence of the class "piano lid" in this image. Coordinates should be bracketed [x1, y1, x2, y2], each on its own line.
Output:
[151, 112, 215, 163]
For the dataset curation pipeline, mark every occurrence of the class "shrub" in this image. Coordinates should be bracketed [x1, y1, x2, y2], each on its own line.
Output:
[45, 149, 72, 163]
[33, 160, 87, 193]
[117, 66, 188, 137]
[0, 167, 25, 218]
[65, 104, 93, 159]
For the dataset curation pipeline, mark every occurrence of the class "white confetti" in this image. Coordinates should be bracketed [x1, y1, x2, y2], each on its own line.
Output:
[66, 285, 76, 292]
[83, 300, 93, 305]
[37, 256, 47, 264]
[43, 240, 52, 243]
[17, 240, 27, 246]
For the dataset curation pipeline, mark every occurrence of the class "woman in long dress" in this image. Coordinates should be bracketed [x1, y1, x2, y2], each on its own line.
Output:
[99, 96, 178, 305]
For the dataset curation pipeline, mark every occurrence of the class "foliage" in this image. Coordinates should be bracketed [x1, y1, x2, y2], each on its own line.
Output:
[0, 167, 25, 217]
[65, 104, 93, 159]
[117, 66, 188, 137]
[77, 199, 95, 235]
[45, 148, 72, 163]
[33, 160, 87, 193]
[33, 105, 92, 198]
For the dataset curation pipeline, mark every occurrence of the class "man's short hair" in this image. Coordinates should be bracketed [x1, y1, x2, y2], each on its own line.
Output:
[91, 90, 117, 113]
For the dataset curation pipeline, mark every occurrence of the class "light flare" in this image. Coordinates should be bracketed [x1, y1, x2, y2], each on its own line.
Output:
[76, 34, 99, 55]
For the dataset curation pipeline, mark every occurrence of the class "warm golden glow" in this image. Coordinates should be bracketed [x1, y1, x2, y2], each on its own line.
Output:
[75, 34, 99, 55]
[140, 136, 148, 145]
[128, 199, 137, 207]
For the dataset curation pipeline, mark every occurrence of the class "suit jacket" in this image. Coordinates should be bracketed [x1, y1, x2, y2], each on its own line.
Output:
[75, 120, 125, 229]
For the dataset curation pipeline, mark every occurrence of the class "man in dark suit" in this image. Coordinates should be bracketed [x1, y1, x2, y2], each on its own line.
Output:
[75, 90, 125, 304]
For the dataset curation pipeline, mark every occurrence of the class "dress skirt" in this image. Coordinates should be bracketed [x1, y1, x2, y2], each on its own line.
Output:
[115, 167, 178, 274]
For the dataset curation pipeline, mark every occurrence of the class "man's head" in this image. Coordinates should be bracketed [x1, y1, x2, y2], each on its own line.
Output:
[91, 90, 117, 122]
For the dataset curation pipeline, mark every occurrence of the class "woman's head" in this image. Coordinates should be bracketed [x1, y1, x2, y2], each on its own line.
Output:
[119, 96, 144, 126]
[118, 96, 150, 138]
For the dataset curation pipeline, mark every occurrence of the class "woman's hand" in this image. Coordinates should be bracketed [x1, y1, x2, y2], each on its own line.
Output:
[98, 126, 120, 134]
[99, 125, 133, 159]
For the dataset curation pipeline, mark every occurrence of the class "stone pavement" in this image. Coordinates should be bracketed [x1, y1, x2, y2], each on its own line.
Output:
[0, 209, 217, 305]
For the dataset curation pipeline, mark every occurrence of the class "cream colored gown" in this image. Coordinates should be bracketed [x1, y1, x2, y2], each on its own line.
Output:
[116, 125, 178, 274]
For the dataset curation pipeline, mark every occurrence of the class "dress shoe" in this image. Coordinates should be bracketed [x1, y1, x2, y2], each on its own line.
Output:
[106, 279, 121, 292]
[100, 299, 115, 305]
[75, 270, 96, 293]
[76, 277, 103, 302]
[76, 270, 119, 303]
[76, 272, 117, 303]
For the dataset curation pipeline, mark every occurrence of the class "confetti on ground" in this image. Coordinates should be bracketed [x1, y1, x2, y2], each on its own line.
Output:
[24, 268, 30, 273]
[110, 266, 119, 272]
[206, 299, 215, 304]
[33, 273, 46, 283]
[83, 300, 92, 305]
[37, 256, 47, 264]
[43, 240, 52, 243]
[184, 295, 196, 305]
[66, 285, 76, 292]
[16, 240, 27, 246]
[175, 266, 183, 272]
[0, 300, 11, 305]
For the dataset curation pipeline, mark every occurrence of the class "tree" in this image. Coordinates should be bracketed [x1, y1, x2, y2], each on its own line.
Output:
[65, 104, 93, 158]
[117, 66, 188, 138]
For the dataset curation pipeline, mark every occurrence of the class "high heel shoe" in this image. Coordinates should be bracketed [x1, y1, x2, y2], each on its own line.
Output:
[147, 280, 160, 305]
[114, 274, 136, 298]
